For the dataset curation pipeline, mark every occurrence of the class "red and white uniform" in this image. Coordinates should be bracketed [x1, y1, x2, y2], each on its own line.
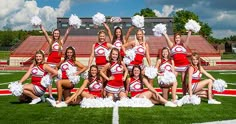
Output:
[94, 42, 109, 66]
[113, 39, 125, 57]
[60, 59, 76, 79]
[129, 77, 143, 97]
[87, 77, 103, 97]
[128, 43, 145, 70]
[31, 64, 47, 96]
[105, 62, 125, 94]
[47, 41, 62, 65]
[191, 66, 202, 92]
[159, 59, 172, 73]
[171, 44, 189, 72]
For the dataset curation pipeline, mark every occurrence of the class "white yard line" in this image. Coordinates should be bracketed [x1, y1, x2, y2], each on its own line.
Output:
[112, 103, 119, 124]
[220, 73, 236, 74]
[194, 119, 236, 124]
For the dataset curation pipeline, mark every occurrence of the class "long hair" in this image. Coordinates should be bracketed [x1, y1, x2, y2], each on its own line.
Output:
[109, 47, 122, 65]
[112, 27, 124, 45]
[191, 52, 201, 70]
[134, 29, 146, 49]
[174, 32, 183, 45]
[49, 29, 62, 53]
[34, 50, 45, 65]
[130, 65, 143, 88]
[161, 47, 171, 60]
[64, 46, 76, 62]
[88, 65, 100, 83]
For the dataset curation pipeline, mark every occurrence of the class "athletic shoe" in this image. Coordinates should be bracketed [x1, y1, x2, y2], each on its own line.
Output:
[165, 101, 177, 107]
[208, 99, 221, 104]
[55, 102, 68, 108]
[46, 98, 56, 107]
[29, 98, 41, 104]
[48, 96, 55, 101]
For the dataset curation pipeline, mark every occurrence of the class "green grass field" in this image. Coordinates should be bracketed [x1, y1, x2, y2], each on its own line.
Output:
[0, 70, 236, 124]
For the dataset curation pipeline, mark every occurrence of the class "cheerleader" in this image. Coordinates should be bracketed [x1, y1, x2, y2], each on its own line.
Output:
[18, 50, 58, 104]
[50, 65, 103, 107]
[188, 52, 221, 104]
[51, 46, 87, 104]
[126, 65, 177, 107]
[163, 31, 192, 95]
[100, 48, 128, 100]
[40, 25, 72, 99]
[155, 47, 178, 102]
[88, 30, 114, 70]
[122, 29, 151, 72]
[103, 23, 134, 57]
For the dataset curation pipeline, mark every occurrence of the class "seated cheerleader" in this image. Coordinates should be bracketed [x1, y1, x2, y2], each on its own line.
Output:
[52, 65, 103, 107]
[100, 48, 128, 100]
[18, 50, 58, 104]
[126, 65, 177, 107]
[155, 47, 178, 102]
[188, 52, 221, 104]
[47, 46, 87, 105]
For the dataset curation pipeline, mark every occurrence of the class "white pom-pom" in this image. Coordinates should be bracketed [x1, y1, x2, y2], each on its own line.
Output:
[92, 12, 106, 26]
[117, 97, 154, 107]
[184, 19, 201, 33]
[57, 69, 62, 79]
[190, 95, 201, 105]
[213, 79, 227, 92]
[152, 23, 167, 37]
[66, 66, 80, 85]
[144, 66, 158, 79]
[81, 71, 88, 79]
[158, 71, 176, 85]
[31, 16, 42, 27]
[80, 98, 115, 108]
[123, 48, 136, 65]
[105, 49, 111, 61]
[40, 74, 52, 88]
[69, 14, 82, 29]
[131, 15, 144, 28]
[8, 81, 23, 96]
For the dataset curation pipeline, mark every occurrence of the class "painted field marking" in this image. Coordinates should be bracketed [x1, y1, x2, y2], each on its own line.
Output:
[112, 103, 119, 124]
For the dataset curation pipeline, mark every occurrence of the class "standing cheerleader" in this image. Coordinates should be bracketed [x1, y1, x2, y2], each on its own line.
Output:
[122, 29, 151, 72]
[155, 47, 178, 102]
[188, 52, 221, 104]
[40, 25, 72, 99]
[100, 48, 128, 100]
[18, 50, 58, 104]
[126, 65, 177, 107]
[163, 31, 192, 95]
[103, 23, 134, 57]
[50, 46, 86, 104]
[88, 30, 114, 70]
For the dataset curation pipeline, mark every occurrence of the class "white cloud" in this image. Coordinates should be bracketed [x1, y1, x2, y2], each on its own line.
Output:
[153, 5, 182, 17]
[0, 0, 71, 31]
[212, 29, 236, 39]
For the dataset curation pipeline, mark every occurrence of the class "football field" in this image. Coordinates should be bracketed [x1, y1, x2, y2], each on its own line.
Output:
[0, 70, 236, 124]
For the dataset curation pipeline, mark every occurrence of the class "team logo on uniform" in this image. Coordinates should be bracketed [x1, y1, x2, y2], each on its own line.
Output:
[116, 66, 122, 72]
[165, 65, 171, 71]
[32, 68, 38, 74]
[114, 41, 121, 47]
[97, 48, 105, 55]
[134, 83, 141, 89]
[62, 64, 69, 70]
[93, 83, 101, 89]
[174, 46, 183, 52]
[53, 44, 59, 50]
[137, 47, 144, 53]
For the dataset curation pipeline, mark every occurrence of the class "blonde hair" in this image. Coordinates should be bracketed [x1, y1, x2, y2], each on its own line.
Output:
[191, 52, 201, 70]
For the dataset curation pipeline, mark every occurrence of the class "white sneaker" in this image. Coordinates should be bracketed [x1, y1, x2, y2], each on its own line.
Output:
[46, 98, 56, 107]
[165, 101, 177, 107]
[29, 98, 41, 104]
[208, 99, 221, 104]
[55, 102, 68, 108]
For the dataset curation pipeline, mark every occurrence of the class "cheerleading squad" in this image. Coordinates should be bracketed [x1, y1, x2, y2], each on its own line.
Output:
[8, 15, 226, 108]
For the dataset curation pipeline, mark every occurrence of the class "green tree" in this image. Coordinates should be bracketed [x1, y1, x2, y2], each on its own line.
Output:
[134, 8, 157, 17]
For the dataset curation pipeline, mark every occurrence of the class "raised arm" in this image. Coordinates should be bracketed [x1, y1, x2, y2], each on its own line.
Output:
[103, 23, 113, 42]
[19, 64, 34, 84]
[87, 44, 95, 68]
[65, 79, 89, 104]
[125, 25, 135, 42]
[61, 26, 73, 45]
[39, 25, 52, 44]
[188, 66, 194, 97]
[145, 43, 151, 66]
[184, 30, 192, 46]
[163, 33, 174, 48]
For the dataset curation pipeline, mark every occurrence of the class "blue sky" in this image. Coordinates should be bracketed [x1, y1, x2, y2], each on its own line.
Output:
[1, 0, 236, 38]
